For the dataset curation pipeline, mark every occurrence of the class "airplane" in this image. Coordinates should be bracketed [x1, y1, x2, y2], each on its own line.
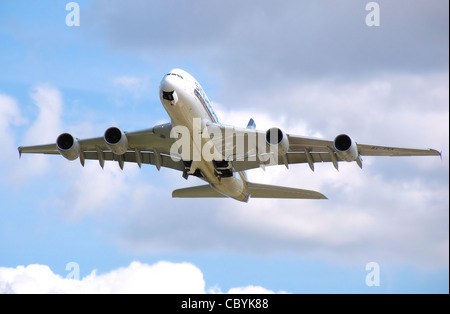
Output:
[18, 69, 441, 202]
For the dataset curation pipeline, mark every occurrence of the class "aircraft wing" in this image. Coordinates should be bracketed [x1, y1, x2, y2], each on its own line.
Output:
[19, 121, 440, 173]
[18, 123, 185, 172]
[204, 123, 440, 172]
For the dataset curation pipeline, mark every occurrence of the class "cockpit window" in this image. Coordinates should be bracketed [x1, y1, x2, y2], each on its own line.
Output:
[166, 73, 184, 80]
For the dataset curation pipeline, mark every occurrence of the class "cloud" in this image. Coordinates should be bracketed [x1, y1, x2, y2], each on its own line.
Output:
[226, 286, 284, 294]
[54, 159, 162, 224]
[0, 262, 279, 294]
[219, 73, 449, 141]
[25, 84, 63, 144]
[1, 85, 64, 185]
[0, 93, 25, 165]
[112, 75, 151, 106]
[86, 0, 448, 86]
[12, 84, 64, 183]
[113, 76, 149, 92]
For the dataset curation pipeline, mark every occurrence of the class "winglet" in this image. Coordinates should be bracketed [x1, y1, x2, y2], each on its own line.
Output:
[18, 147, 22, 159]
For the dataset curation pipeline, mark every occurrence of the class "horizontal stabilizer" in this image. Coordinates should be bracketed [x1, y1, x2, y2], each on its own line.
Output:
[172, 183, 327, 200]
[247, 182, 327, 199]
[172, 185, 224, 198]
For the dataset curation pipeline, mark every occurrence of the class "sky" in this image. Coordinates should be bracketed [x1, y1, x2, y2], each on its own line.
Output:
[0, 0, 448, 294]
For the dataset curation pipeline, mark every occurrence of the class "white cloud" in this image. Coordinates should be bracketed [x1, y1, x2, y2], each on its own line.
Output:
[56, 161, 135, 222]
[113, 76, 149, 92]
[232, 73, 449, 145]
[112, 75, 150, 106]
[1, 86, 64, 186]
[13, 84, 64, 183]
[25, 84, 63, 144]
[226, 285, 285, 294]
[0, 93, 25, 165]
[0, 262, 281, 294]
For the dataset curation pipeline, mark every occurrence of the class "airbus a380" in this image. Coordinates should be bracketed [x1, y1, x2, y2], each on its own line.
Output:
[18, 69, 441, 202]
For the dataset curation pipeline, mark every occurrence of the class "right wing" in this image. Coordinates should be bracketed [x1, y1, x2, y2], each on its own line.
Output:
[18, 123, 185, 172]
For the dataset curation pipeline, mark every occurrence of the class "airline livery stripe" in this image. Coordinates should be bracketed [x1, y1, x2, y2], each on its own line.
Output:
[194, 88, 217, 123]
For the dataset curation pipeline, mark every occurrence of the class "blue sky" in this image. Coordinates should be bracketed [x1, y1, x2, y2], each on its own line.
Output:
[0, 0, 448, 293]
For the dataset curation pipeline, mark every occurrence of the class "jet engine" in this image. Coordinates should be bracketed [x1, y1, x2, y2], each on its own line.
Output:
[333, 134, 359, 162]
[104, 127, 129, 155]
[265, 127, 289, 155]
[56, 133, 80, 161]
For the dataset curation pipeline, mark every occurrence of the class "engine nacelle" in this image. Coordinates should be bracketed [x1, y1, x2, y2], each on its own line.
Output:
[265, 127, 289, 155]
[56, 133, 80, 161]
[104, 127, 128, 155]
[333, 134, 359, 162]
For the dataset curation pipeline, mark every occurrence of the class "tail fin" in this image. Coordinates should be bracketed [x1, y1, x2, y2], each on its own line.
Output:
[172, 183, 327, 200]
[246, 118, 256, 129]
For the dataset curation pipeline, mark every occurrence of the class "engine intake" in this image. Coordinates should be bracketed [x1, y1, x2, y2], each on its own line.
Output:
[333, 134, 359, 162]
[265, 127, 289, 155]
[104, 127, 128, 155]
[56, 133, 80, 161]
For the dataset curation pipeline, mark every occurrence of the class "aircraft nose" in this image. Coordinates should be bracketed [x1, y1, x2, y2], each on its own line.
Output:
[160, 75, 175, 93]
[160, 72, 183, 93]
[160, 74, 180, 104]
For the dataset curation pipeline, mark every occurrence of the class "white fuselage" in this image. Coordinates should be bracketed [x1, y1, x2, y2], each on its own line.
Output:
[159, 69, 249, 202]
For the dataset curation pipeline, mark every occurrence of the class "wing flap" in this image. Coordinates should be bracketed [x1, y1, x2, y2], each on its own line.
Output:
[232, 151, 343, 172]
[83, 151, 185, 171]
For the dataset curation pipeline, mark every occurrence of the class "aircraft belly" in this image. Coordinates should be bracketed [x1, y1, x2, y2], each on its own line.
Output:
[185, 157, 248, 201]
[210, 175, 249, 202]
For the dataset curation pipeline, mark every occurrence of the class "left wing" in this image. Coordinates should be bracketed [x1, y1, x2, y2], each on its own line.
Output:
[18, 123, 185, 172]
